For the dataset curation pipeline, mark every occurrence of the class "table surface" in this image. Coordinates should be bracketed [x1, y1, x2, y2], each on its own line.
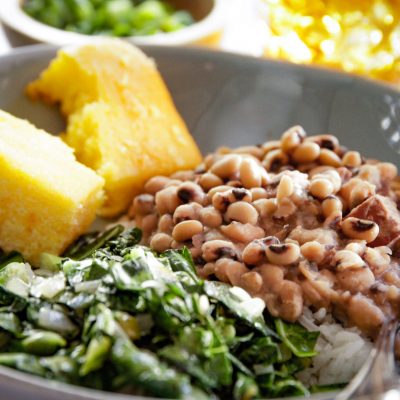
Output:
[0, 0, 268, 56]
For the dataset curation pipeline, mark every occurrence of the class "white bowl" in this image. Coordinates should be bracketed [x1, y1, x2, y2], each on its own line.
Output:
[0, 0, 226, 46]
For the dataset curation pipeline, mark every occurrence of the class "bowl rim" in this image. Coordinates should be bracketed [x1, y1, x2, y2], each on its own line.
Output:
[0, 0, 226, 46]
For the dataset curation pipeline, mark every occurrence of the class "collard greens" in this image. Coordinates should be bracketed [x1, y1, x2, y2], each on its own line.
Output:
[0, 227, 319, 399]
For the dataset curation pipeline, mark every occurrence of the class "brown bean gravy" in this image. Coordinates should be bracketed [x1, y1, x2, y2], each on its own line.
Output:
[129, 126, 400, 338]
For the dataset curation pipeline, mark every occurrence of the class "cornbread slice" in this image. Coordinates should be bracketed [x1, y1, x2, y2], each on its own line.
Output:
[0, 110, 104, 265]
[27, 40, 203, 217]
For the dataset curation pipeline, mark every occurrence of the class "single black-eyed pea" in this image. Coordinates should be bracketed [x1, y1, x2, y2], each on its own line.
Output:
[172, 220, 203, 242]
[199, 206, 223, 228]
[292, 142, 320, 163]
[250, 187, 268, 200]
[155, 186, 181, 215]
[173, 203, 202, 224]
[253, 198, 278, 218]
[201, 240, 237, 262]
[280, 125, 306, 153]
[349, 182, 375, 209]
[242, 240, 266, 264]
[334, 249, 366, 270]
[322, 196, 343, 217]
[212, 188, 252, 212]
[276, 175, 294, 201]
[141, 214, 158, 233]
[341, 217, 379, 243]
[165, 179, 183, 188]
[232, 145, 264, 159]
[176, 181, 205, 205]
[239, 157, 262, 188]
[144, 176, 171, 195]
[306, 134, 339, 152]
[319, 149, 342, 168]
[262, 149, 289, 172]
[215, 258, 249, 286]
[203, 153, 220, 169]
[265, 242, 300, 265]
[344, 241, 367, 256]
[239, 271, 263, 294]
[207, 185, 232, 200]
[171, 170, 195, 181]
[300, 241, 325, 264]
[226, 201, 259, 225]
[130, 193, 155, 217]
[377, 162, 397, 181]
[323, 210, 342, 229]
[220, 222, 265, 243]
[261, 140, 281, 156]
[210, 154, 242, 179]
[198, 172, 223, 191]
[342, 151, 362, 168]
[150, 233, 173, 253]
[336, 267, 375, 293]
[310, 178, 334, 199]
[158, 214, 173, 233]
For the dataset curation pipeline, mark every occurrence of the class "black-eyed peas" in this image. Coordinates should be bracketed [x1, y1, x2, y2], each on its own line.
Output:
[310, 177, 334, 199]
[210, 154, 242, 178]
[300, 241, 326, 264]
[150, 233, 173, 253]
[263, 149, 289, 172]
[155, 186, 181, 214]
[292, 142, 320, 163]
[201, 240, 237, 262]
[173, 203, 202, 224]
[221, 222, 265, 243]
[199, 207, 223, 228]
[276, 175, 294, 201]
[198, 172, 223, 191]
[176, 181, 205, 205]
[319, 148, 342, 167]
[239, 157, 263, 188]
[130, 193, 155, 217]
[252, 198, 277, 217]
[341, 217, 379, 243]
[239, 271, 263, 295]
[342, 151, 362, 168]
[158, 214, 173, 233]
[322, 195, 343, 217]
[265, 242, 300, 265]
[172, 220, 203, 242]
[215, 259, 249, 286]
[225, 201, 259, 225]
[306, 134, 339, 152]
[280, 125, 306, 153]
[144, 176, 171, 195]
[130, 124, 400, 334]
[334, 250, 365, 270]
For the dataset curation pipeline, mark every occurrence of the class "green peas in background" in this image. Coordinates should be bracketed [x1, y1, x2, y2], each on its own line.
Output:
[22, 0, 194, 37]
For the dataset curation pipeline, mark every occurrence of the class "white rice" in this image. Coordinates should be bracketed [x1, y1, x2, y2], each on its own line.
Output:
[297, 308, 373, 386]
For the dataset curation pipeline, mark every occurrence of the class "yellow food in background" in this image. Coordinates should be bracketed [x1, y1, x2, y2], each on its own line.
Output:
[264, 0, 400, 84]
[0, 110, 104, 265]
[27, 40, 203, 217]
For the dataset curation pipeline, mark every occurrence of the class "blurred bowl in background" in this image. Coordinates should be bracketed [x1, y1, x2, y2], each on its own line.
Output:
[0, 0, 226, 47]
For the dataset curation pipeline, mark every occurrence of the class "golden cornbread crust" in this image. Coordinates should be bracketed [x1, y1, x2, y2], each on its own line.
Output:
[27, 40, 203, 217]
[0, 110, 104, 265]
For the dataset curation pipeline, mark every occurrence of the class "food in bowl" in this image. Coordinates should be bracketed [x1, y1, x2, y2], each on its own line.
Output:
[0, 40, 396, 399]
[130, 126, 400, 339]
[22, 0, 194, 37]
